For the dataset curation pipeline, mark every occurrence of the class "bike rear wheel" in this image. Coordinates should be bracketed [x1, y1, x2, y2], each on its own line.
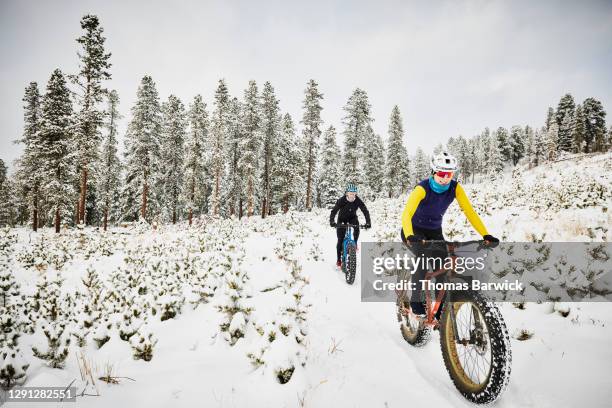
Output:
[439, 290, 511, 404]
[396, 294, 431, 347]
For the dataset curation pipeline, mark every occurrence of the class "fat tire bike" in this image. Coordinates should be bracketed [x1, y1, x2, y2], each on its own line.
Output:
[395, 239, 512, 404]
[334, 223, 367, 285]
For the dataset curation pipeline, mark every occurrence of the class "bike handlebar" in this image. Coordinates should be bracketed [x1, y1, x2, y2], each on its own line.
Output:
[333, 223, 369, 228]
[408, 239, 499, 249]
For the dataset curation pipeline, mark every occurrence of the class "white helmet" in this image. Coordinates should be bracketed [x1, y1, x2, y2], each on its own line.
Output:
[430, 151, 458, 172]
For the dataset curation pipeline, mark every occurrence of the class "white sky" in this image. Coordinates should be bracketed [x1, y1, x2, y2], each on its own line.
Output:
[1, 0, 611, 171]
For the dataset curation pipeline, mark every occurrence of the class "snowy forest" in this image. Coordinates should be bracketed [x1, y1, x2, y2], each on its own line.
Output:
[0, 14, 610, 232]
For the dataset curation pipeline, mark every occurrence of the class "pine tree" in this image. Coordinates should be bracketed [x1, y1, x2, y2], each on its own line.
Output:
[160, 95, 186, 224]
[210, 80, 230, 216]
[495, 127, 512, 163]
[240, 80, 261, 217]
[341, 88, 372, 187]
[582, 97, 607, 153]
[316, 125, 342, 208]
[71, 15, 112, 225]
[544, 122, 559, 161]
[385, 105, 408, 198]
[97, 90, 121, 231]
[364, 130, 385, 199]
[273, 114, 303, 212]
[571, 104, 586, 153]
[509, 125, 525, 165]
[545, 107, 555, 131]
[453, 136, 471, 181]
[558, 112, 575, 153]
[533, 127, 545, 166]
[465, 136, 476, 183]
[487, 131, 504, 174]
[0, 162, 9, 227]
[260, 82, 280, 217]
[39, 69, 77, 233]
[524, 125, 535, 169]
[16, 82, 43, 231]
[301, 80, 324, 210]
[225, 97, 242, 217]
[412, 148, 430, 183]
[555, 94, 576, 152]
[122, 76, 162, 222]
[184, 95, 209, 224]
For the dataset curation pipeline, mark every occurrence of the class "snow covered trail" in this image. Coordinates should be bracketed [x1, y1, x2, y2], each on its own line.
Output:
[295, 213, 612, 408]
[296, 215, 483, 408]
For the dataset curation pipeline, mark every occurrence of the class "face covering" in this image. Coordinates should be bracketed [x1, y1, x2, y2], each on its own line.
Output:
[429, 176, 451, 193]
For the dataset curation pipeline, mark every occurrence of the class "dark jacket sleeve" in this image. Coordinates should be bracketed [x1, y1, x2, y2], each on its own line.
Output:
[357, 197, 371, 225]
[329, 197, 343, 224]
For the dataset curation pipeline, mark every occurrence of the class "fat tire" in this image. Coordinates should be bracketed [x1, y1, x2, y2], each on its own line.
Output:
[439, 290, 512, 404]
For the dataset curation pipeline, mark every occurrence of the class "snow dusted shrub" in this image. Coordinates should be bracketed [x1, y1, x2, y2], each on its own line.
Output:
[0, 231, 27, 343]
[117, 312, 142, 342]
[157, 293, 183, 321]
[31, 276, 71, 368]
[188, 268, 216, 309]
[247, 317, 306, 385]
[16, 236, 49, 271]
[0, 344, 29, 389]
[92, 321, 111, 349]
[215, 263, 253, 345]
[0, 230, 30, 388]
[130, 324, 158, 361]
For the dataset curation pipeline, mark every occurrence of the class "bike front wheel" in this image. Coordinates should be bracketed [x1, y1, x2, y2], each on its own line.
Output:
[344, 243, 357, 285]
[439, 290, 512, 404]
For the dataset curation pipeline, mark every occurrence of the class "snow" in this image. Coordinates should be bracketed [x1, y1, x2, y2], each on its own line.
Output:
[1, 152, 611, 407]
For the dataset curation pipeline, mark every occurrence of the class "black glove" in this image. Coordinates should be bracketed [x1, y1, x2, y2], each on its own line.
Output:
[407, 235, 423, 244]
[330, 221, 337, 228]
[364, 223, 371, 229]
[483, 234, 500, 248]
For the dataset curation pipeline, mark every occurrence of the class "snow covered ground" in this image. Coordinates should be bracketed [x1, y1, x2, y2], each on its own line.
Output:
[2, 152, 611, 407]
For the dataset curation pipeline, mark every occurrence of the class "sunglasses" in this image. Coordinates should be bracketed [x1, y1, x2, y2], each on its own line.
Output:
[435, 171, 454, 178]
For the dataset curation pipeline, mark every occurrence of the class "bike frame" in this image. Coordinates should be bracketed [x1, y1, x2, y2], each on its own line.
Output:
[399, 240, 490, 336]
[341, 225, 356, 265]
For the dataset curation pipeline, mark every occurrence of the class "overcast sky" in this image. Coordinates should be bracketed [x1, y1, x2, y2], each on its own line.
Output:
[1, 0, 611, 171]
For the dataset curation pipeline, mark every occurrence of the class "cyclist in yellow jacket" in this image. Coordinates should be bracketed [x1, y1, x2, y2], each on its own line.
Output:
[400, 152, 499, 315]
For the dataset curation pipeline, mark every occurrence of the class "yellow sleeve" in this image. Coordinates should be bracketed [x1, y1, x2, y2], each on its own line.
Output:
[455, 183, 489, 237]
[401, 185, 426, 237]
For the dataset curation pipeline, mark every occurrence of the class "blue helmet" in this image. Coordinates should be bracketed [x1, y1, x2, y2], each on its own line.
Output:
[346, 183, 358, 193]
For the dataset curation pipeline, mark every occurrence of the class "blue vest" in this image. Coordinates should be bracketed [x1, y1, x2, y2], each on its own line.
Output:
[412, 178, 457, 230]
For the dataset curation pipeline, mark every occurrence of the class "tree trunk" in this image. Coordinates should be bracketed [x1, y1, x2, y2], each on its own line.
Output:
[55, 208, 60, 233]
[32, 191, 38, 232]
[79, 166, 88, 224]
[141, 181, 148, 221]
[103, 207, 108, 231]
[247, 179, 253, 217]
[172, 208, 176, 224]
[214, 167, 220, 216]
[306, 142, 313, 210]
[261, 198, 267, 219]
[239, 197, 243, 220]
[189, 181, 195, 225]
[283, 194, 289, 213]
